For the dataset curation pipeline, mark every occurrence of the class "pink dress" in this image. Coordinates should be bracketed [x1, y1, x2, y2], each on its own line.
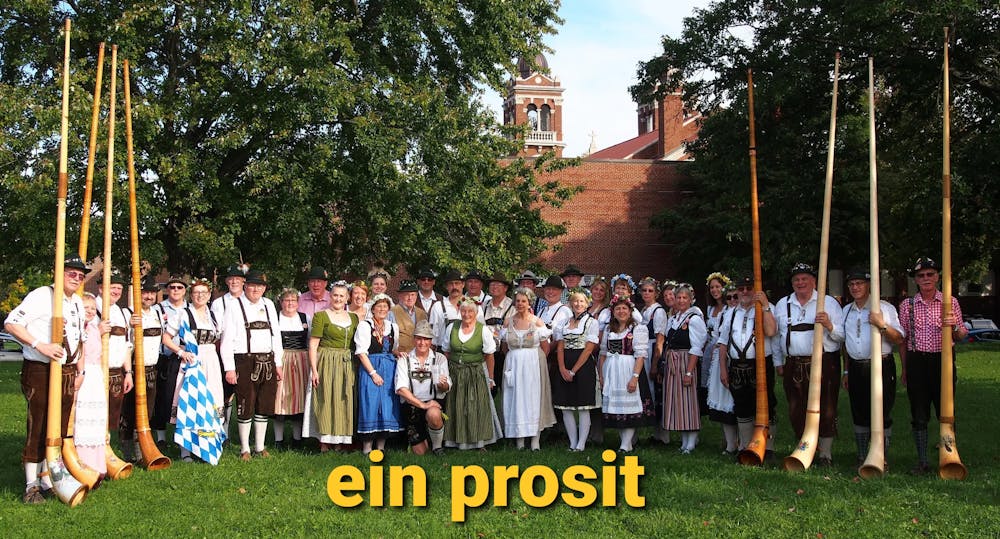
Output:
[74, 319, 108, 474]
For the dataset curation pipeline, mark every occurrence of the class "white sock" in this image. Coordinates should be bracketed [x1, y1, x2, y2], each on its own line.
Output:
[291, 417, 303, 440]
[273, 418, 285, 442]
[723, 424, 738, 452]
[25, 462, 40, 489]
[738, 420, 754, 450]
[563, 410, 578, 449]
[818, 436, 834, 459]
[429, 427, 444, 450]
[620, 428, 635, 451]
[516, 437, 525, 449]
[237, 419, 252, 454]
[180, 448, 191, 460]
[223, 402, 234, 437]
[531, 433, 541, 450]
[576, 412, 592, 451]
[767, 419, 777, 451]
[253, 415, 269, 452]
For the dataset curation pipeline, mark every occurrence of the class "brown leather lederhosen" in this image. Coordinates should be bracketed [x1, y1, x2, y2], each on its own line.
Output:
[234, 299, 278, 420]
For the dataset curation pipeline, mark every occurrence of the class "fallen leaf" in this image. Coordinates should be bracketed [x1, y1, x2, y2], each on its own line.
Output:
[703, 521, 710, 527]
[852, 476, 860, 483]
[788, 507, 796, 513]
[238, 487, 247, 494]
[796, 488, 805, 495]
[912, 518, 919, 524]
[823, 475, 831, 481]
[817, 534, 824, 538]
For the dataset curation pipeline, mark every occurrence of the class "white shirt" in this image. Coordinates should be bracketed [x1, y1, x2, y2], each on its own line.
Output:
[832, 299, 905, 360]
[354, 319, 400, 356]
[156, 299, 188, 355]
[597, 306, 643, 332]
[430, 300, 484, 348]
[138, 306, 163, 367]
[418, 291, 443, 314]
[219, 296, 284, 371]
[4, 285, 86, 364]
[211, 293, 242, 324]
[662, 306, 707, 356]
[642, 303, 668, 337]
[105, 302, 133, 369]
[774, 290, 842, 355]
[395, 349, 451, 402]
[441, 323, 497, 354]
[537, 301, 572, 336]
[553, 314, 600, 346]
[718, 303, 778, 362]
[600, 323, 649, 359]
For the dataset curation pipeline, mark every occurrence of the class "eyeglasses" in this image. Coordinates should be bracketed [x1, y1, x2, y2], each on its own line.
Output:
[65, 270, 86, 280]
[726, 294, 739, 300]
[736, 285, 752, 291]
[192, 290, 211, 296]
[915, 271, 937, 279]
[167, 285, 186, 290]
[418, 277, 434, 281]
[640, 288, 656, 293]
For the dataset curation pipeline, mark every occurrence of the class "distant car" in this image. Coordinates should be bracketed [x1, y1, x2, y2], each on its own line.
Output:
[965, 329, 1000, 343]
[966, 318, 998, 331]
[1, 331, 24, 351]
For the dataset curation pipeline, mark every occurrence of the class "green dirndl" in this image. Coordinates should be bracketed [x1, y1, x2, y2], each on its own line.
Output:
[443, 322, 502, 449]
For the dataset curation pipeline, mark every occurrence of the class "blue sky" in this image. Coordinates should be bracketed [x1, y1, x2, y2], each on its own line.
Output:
[486, 0, 712, 157]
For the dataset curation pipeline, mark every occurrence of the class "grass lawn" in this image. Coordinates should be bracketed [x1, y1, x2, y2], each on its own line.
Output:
[1, 344, 997, 537]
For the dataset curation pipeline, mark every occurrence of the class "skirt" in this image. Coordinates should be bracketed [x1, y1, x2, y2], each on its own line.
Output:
[357, 351, 402, 435]
[444, 360, 502, 449]
[662, 349, 701, 431]
[74, 367, 108, 474]
[274, 348, 309, 415]
[308, 347, 355, 444]
[706, 349, 736, 424]
[602, 353, 655, 428]
[502, 346, 556, 438]
[552, 347, 600, 410]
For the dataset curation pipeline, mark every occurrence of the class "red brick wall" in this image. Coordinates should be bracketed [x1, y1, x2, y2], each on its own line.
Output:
[534, 159, 689, 280]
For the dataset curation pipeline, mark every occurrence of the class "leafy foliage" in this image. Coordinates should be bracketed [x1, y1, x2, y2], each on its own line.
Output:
[0, 0, 574, 287]
[633, 0, 1000, 287]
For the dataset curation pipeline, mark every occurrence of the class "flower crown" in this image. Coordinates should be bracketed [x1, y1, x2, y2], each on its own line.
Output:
[610, 293, 634, 309]
[189, 277, 213, 290]
[610, 273, 636, 292]
[566, 286, 592, 305]
[705, 272, 731, 287]
[661, 279, 678, 289]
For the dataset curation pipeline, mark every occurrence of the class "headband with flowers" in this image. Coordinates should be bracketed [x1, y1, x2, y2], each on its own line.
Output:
[705, 271, 731, 287]
[189, 277, 214, 291]
[610, 293, 635, 309]
[566, 286, 592, 305]
[610, 273, 637, 292]
[661, 279, 679, 290]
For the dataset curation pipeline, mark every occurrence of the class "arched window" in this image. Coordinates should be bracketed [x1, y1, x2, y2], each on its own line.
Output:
[540, 104, 552, 131]
[526, 104, 539, 131]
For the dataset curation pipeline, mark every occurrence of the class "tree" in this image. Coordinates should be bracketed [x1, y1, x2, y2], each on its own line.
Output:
[633, 0, 1000, 289]
[0, 0, 576, 287]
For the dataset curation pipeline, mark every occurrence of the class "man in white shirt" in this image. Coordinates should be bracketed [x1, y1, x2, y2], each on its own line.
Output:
[830, 268, 904, 466]
[774, 262, 843, 467]
[211, 264, 247, 436]
[121, 275, 162, 462]
[219, 269, 284, 461]
[464, 270, 487, 305]
[4, 255, 92, 504]
[151, 275, 189, 444]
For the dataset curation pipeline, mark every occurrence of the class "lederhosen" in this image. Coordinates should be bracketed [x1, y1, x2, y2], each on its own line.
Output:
[483, 300, 514, 396]
[20, 288, 83, 464]
[403, 352, 446, 445]
[725, 308, 777, 421]
[903, 295, 957, 431]
[121, 307, 161, 441]
[106, 304, 131, 433]
[782, 295, 840, 439]
[234, 299, 278, 420]
[844, 303, 896, 429]
[152, 302, 185, 430]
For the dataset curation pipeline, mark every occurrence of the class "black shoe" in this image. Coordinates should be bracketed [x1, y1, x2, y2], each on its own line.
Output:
[910, 462, 930, 476]
[290, 439, 304, 451]
[22, 486, 45, 504]
[433, 448, 446, 456]
[273, 440, 286, 452]
[815, 456, 833, 468]
[764, 450, 777, 464]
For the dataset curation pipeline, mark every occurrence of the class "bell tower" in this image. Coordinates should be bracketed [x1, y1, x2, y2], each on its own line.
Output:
[503, 54, 566, 158]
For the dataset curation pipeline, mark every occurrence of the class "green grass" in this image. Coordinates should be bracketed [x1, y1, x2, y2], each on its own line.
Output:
[1, 344, 998, 537]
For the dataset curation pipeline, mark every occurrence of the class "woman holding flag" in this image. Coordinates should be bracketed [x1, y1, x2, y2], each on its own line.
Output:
[162, 278, 226, 463]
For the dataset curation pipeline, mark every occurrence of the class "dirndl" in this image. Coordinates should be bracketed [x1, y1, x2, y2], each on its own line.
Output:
[274, 348, 309, 415]
[444, 360, 502, 449]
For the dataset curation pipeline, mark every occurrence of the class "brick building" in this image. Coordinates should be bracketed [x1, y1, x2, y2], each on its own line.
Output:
[505, 55, 701, 280]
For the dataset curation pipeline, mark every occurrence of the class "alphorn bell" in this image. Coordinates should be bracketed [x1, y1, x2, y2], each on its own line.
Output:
[98, 44, 133, 480]
[736, 67, 768, 466]
[46, 18, 88, 507]
[783, 53, 840, 472]
[124, 58, 171, 470]
[938, 27, 967, 481]
[859, 56, 886, 479]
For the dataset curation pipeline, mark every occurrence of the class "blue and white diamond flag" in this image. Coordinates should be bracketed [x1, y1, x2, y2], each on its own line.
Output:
[173, 318, 226, 465]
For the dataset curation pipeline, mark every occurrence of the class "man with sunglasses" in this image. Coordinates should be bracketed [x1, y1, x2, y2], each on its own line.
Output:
[415, 268, 444, 315]
[897, 257, 967, 475]
[5, 255, 94, 503]
[150, 276, 189, 446]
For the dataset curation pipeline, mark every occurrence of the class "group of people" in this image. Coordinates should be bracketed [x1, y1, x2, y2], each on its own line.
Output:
[5, 256, 967, 504]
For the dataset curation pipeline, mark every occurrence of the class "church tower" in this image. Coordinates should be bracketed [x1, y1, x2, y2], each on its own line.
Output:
[503, 54, 566, 158]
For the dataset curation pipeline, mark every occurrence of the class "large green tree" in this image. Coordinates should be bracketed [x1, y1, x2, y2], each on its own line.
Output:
[0, 0, 576, 287]
[633, 0, 999, 290]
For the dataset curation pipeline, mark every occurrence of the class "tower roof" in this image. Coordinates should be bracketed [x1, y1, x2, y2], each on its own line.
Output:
[517, 53, 549, 79]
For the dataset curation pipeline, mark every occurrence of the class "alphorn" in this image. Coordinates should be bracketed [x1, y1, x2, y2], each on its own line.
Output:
[783, 53, 840, 472]
[124, 58, 172, 470]
[59, 41, 104, 492]
[938, 27, 967, 481]
[98, 45, 133, 480]
[737, 68, 768, 466]
[859, 56, 886, 479]
[46, 18, 88, 507]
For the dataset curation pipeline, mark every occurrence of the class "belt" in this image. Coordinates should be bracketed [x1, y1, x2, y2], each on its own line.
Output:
[235, 352, 274, 362]
[109, 326, 128, 336]
[848, 354, 893, 363]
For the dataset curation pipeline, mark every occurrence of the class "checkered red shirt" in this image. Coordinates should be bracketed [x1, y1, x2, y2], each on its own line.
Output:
[897, 291, 964, 353]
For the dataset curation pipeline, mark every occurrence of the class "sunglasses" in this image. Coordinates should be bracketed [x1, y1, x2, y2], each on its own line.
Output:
[65, 270, 86, 280]
[726, 294, 739, 300]
[168, 285, 186, 290]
